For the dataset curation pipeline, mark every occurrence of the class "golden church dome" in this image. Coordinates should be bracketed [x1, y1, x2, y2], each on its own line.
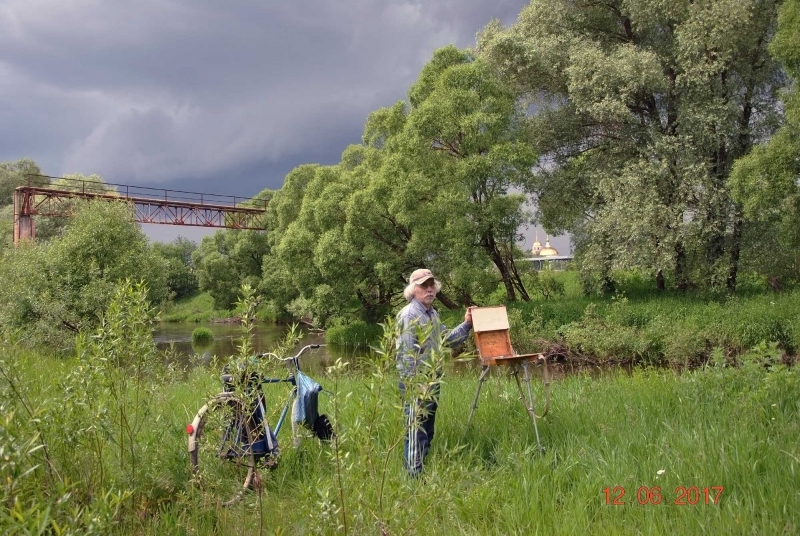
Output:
[539, 237, 559, 257]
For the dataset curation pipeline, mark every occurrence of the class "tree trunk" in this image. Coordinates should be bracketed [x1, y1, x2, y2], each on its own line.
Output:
[481, 233, 517, 301]
[497, 260, 517, 302]
[656, 269, 665, 290]
[674, 241, 688, 291]
[507, 252, 530, 301]
[436, 291, 460, 310]
[727, 208, 744, 293]
[705, 204, 726, 283]
[600, 275, 615, 295]
[355, 289, 379, 323]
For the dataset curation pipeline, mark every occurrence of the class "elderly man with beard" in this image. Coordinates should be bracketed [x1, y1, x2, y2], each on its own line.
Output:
[396, 268, 473, 477]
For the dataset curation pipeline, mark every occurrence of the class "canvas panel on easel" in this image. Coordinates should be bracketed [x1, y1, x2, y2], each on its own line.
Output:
[471, 306, 510, 333]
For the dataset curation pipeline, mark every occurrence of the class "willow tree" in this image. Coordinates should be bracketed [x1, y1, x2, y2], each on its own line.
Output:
[730, 0, 800, 285]
[193, 229, 270, 310]
[382, 46, 538, 301]
[265, 149, 429, 324]
[479, 0, 783, 292]
[263, 163, 388, 324]
[0, 200, 168, 347]
[359, 101, 504, 308]
[260, 47, 538, 326]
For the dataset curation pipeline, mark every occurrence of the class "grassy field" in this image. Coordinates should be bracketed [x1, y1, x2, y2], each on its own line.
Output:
[2, 336, 798, 535]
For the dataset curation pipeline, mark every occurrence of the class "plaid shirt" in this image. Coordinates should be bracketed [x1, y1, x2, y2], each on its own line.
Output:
[395, 299, 472, 378]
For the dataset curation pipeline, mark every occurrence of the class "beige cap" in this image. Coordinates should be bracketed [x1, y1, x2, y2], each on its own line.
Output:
[409, 268, 435, 285]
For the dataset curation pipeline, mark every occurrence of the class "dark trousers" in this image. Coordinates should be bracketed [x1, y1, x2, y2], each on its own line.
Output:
[399, 380, 440, 476]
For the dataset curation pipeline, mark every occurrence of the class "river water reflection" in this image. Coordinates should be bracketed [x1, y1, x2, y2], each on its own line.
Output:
[153, 321, 620, 382]
[152, 321, 368, 374]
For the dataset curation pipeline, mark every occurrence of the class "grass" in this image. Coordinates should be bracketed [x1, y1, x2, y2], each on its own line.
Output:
[158, 292, 235, 322]
[324, 320, 384, 348]
[3, 341, 798, 534]
[3, 277, 798, 534]
[191, 327, 214, 345]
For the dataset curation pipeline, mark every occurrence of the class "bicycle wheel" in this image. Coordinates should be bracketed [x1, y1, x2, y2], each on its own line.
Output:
[190, 394, 256, 506]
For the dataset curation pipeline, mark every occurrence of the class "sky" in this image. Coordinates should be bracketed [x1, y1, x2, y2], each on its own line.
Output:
[1, 0, 570, 254]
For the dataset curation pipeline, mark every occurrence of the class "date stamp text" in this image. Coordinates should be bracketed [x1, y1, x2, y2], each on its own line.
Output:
[603, 486, 724, 506]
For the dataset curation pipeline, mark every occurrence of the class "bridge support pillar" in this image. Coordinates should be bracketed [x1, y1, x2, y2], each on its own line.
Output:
[13, 189, 35, 245]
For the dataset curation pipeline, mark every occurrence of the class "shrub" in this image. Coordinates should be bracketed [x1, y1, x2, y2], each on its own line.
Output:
[325, 320, 383, 348]
[191, 327, 214, 345]
[0, 201, 168, 349]
[502, 308, 543, 354]
[560, 304, 658, 363]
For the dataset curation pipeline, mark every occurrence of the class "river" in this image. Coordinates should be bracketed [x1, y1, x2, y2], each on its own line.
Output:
[152, 321, 369, 374]
[152, 321, 589, 382]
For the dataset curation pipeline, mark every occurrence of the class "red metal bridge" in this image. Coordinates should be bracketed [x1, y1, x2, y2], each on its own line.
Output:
[13, 174, 268, 244]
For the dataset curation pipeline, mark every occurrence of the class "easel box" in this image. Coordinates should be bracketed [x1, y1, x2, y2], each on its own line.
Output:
[471, 305, 540, 365]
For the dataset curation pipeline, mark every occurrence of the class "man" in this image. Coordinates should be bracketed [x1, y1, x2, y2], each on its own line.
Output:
[396, 268, 472, 477]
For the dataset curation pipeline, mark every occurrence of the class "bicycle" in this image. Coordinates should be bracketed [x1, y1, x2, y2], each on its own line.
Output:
[186, 344, 333, 506]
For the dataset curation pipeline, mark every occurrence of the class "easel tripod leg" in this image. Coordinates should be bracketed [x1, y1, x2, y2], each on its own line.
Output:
[514, 362, 544, 454]
[464, 365, 491, 437]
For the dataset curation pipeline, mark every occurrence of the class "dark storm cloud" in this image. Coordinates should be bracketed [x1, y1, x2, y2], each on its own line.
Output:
[1, 0, 527, 190]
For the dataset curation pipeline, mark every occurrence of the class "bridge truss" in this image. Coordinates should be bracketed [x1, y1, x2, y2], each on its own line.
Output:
[13, 175, 268, 244]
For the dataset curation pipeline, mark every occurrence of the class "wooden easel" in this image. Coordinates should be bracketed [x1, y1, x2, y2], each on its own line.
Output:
[465, 306, 550, 453]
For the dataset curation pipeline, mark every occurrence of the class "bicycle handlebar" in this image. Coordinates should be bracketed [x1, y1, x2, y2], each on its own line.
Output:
[257, 344, 324, 362]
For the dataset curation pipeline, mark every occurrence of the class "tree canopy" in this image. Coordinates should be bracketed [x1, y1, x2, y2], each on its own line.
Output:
[152, 236, 199, 300]
[0, 200, 168, 347]
[730, 0, 800, 284]
[478, 0, 783, 292]
[249, 46, 539, 325]
[193, 229, 270, 310]
[3, 0, 799, 334]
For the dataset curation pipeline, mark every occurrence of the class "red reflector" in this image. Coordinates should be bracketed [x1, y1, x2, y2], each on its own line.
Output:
[186, 424, 194, 434]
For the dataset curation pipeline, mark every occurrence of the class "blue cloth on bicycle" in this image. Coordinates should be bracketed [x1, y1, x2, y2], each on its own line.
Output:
[294, 371, 322, 427]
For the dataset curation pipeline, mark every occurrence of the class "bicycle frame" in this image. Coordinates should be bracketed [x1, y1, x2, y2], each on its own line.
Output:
[187, 344, 321, 460]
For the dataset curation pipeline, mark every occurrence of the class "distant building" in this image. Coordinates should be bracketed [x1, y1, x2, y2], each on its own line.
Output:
[538, 235, 559, 257]
[522, 232, 573, 270]
[531, 234, 543, 256]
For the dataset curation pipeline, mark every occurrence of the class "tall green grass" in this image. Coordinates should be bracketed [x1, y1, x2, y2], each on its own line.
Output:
[2, 318, 798, 534]
[324, 320, 384, 348]
[158, 292, 235, 323]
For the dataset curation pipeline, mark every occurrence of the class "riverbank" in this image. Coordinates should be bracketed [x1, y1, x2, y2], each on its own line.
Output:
[157, 275, 799, 368]
[158, 292, 237, 323]
[327, 278, 800, 368]
[3, 337, 797, 534]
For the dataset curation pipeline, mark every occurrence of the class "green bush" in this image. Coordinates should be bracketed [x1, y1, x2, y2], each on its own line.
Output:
[325, 320, 383, 348]
[506, 308, 548, 354]
[560, 304, 657, 363]
[0, 201, 168, 349]
[191, 327, 214, 345]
